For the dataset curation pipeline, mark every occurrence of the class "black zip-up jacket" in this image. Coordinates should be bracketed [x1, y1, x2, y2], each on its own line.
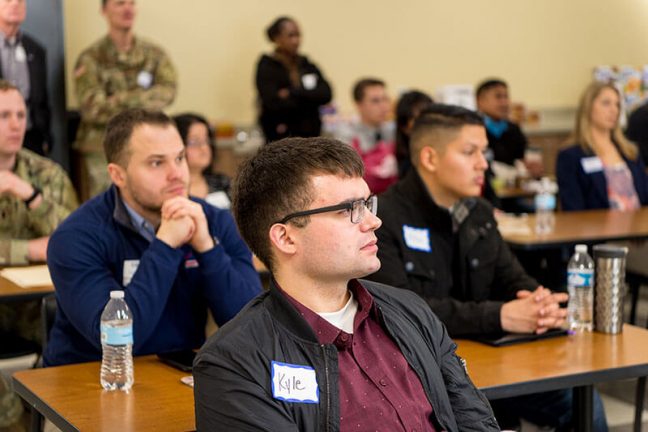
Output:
[255, 54, 332, 143]
[366, 170, 538, 337]
[193, 279, 499, 431]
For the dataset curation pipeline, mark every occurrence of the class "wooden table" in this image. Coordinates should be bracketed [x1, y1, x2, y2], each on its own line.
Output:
[0, 273, 53, 302]
[457, 325, 648, 431]
[501, 208, 648, 250]
[15, 327, 648, 432]
[13, 356, 195, 432]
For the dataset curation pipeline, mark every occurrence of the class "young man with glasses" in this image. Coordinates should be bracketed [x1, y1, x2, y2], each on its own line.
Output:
[193, 137, 499, 431]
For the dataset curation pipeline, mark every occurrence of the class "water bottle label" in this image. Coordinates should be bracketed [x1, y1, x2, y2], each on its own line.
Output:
[535, 193, 556, 210]
[101, 324, 133, 345]
[568, 269, 594, 287]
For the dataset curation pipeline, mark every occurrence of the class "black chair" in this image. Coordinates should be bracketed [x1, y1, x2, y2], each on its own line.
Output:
[40, 293, 57, 357]
[629, 272, 648, 432]
[627, 271, 648, 325]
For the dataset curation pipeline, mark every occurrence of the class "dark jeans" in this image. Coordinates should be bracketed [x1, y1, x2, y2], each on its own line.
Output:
[491, 388, 608, 431]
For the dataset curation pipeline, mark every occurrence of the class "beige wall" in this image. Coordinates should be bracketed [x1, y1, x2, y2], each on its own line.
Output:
[63, 0, 648, 125]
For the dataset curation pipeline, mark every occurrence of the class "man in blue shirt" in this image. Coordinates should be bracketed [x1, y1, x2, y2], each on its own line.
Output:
[44, 108, 262, 366]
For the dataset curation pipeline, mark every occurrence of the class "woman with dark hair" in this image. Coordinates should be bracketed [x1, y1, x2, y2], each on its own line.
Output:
[255, 16, 332, 143]
[173, 113, 231, 209]
[395, 90, 433, 178]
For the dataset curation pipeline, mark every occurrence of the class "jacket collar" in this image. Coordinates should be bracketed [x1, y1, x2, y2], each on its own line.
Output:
[393, 169, 454, 233]
[111, 185, 146, 236]
[265, 279, 321, 344]
[393, 170, 487, 268]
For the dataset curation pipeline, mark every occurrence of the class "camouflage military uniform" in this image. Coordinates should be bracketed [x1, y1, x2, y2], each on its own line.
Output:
[0, 149, 78, 266]
[0, 149, 77, 429]
[73, 35, 177, 199]
[0, 374, 23, 429]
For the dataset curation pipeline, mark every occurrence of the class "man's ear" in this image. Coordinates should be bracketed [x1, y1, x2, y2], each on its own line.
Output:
[269, 223, 298, 257]
[107, 163, 126, 188]
[419, 145, 439, 174]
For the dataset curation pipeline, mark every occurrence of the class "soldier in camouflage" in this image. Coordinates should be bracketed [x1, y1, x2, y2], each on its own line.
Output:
[0, 80, 77, 430]
[74, 0, 177, 199]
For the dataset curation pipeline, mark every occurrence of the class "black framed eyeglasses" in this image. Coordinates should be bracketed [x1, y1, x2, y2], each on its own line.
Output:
[278, 195, 378, 225]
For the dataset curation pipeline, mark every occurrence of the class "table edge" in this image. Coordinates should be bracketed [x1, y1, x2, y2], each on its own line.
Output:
[12, 374, 79, 432]
[479, 363, 648, 400]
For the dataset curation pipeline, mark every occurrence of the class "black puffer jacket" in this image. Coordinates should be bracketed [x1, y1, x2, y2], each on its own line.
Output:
[194, 279, 499, 432]
[367, 170, 538, 337]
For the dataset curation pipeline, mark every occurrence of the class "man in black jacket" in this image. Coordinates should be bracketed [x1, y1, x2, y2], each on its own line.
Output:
[193, 136, 499, 431]
[0, 0, 51, 155]
[367, 104, 608, 431]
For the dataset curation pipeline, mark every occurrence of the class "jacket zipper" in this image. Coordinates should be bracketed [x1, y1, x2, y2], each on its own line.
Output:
[321, 344, 330, 432]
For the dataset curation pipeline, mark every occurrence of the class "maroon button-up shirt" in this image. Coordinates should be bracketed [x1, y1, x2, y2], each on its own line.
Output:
[280, 280, 437, 432]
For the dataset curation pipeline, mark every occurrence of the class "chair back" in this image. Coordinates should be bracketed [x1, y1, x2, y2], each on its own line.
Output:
[40, 293, 57, 356]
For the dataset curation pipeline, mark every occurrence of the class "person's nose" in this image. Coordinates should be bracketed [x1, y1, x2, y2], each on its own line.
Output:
[9, 115, 22, 130]
[361, 208, 382, 232]
[168, 159, 185, 180]
[476, 151, 489, 171]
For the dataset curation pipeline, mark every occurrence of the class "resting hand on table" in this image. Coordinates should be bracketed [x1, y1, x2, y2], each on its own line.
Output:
[501, 286, 568, 334]
[160, 197, 214, 252]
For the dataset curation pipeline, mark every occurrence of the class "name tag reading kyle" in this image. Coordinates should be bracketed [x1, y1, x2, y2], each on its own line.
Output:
[402, 225, 432, 252]
[581, 156, 603, 174]
[271, 361, 319, 403]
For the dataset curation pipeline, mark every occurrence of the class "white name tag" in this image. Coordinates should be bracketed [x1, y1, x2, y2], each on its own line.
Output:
[137, 71, 153, 89]
[122, 260, 140, 286]
[14, 45, 26, 63]
[581, 156, 603, 174]
[402, 225, 431, 252]
[301, 73, 317, 90]
[205, 191, 231, 209]
[271, 361, 319, 403]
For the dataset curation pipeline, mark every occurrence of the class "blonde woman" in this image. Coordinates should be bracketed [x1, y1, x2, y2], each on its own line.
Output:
[556, 81, 648, 210]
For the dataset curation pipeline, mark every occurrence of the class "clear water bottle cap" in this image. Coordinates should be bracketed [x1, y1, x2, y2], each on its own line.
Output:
[575, 244, 588, 254]
[110, 290, 125, 299]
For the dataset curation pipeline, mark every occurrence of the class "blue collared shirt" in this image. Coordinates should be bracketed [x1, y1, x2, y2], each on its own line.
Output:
[122, 200, 156, 242]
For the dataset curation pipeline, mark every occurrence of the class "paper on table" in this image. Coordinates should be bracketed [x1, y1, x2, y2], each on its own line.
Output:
[495, 213, 533, 236]
[0, 265, 53, 288]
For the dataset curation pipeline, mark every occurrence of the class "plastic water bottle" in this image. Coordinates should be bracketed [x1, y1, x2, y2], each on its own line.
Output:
[100, 290, 134, 391]
[534, 177, 557, 235]
[567, 244, 595, 332]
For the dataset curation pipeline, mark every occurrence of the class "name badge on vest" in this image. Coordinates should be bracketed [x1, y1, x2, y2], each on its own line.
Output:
[122, 259, 140, 286]
[580, 156, 603, 174]
[402, 225, 432, 252]
[271, 361, 319, 403]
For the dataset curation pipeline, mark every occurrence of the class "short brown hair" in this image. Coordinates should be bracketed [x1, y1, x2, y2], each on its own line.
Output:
[410, 104, 484, 166]
[233, 137, 364, 272]
[0, 79, 18, 93]
[352, 78, 385, 102]
[103, 108, 174, 166]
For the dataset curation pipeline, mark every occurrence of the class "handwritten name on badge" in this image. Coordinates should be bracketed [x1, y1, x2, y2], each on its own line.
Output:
[271, 361, 319, 403]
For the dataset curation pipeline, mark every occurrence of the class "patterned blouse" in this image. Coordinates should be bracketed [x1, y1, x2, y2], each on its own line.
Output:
[604, 163, 640, 211]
